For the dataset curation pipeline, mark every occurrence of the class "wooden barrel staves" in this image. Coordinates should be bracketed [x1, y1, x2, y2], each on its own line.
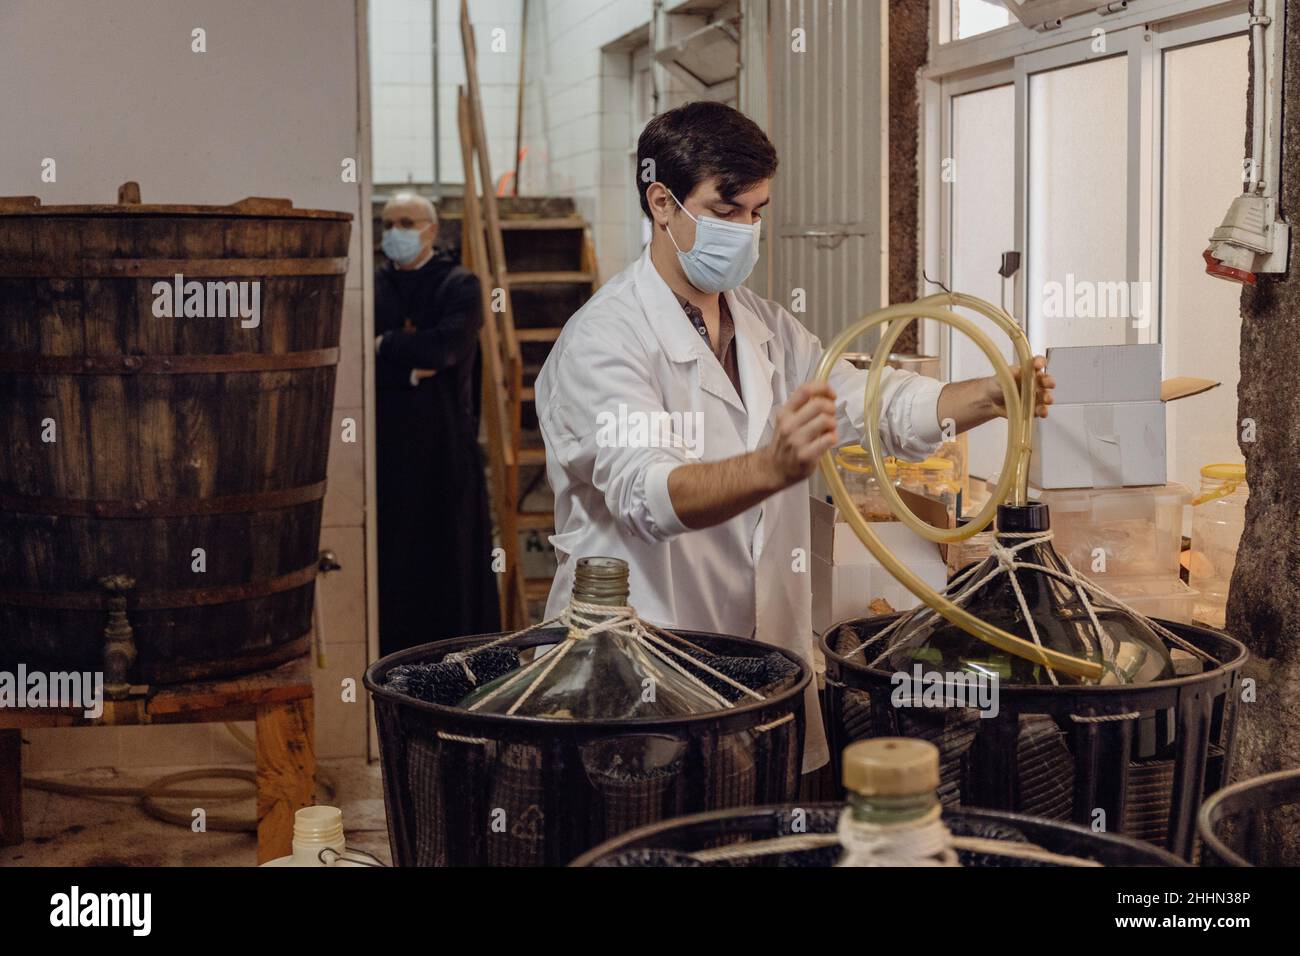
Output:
[0, 183, 352, 689]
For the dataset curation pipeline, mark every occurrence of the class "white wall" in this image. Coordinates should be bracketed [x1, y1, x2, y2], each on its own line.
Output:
[518, 0, 652, 278]
[518, 0, 726, 279]
[0, 0, 373, 769]
[371, 0, 733, 273]
[370, 0, 437, 184]
[1162, 34, 1251, 500]
[371, 0, 524, 188]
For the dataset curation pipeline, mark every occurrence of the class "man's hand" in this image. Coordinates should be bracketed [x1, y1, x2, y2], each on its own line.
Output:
[759, 382, 839, 489]
[938, 355, 1055, 434]
[990, 356, 1055, 419]
[666, 382, 840, 531]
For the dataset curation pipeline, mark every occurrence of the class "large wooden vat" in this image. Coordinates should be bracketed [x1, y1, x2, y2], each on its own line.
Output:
[0, 184, 351, 686]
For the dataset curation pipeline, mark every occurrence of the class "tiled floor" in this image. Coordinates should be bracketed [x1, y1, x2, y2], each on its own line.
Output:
[2, 758, 391, 867]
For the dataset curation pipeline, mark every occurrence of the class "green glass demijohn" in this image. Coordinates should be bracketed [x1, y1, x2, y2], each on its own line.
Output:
[883, 503, 1176, 687]
[457, 556, 726, 719]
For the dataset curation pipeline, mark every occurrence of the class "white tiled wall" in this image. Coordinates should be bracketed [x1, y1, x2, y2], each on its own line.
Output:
[370, 0, 437, 184]
[371, 1, 732, 279]
[517, 0, 703, 280]
[0, 0, 374, 770]
[370, 0, 526, 186]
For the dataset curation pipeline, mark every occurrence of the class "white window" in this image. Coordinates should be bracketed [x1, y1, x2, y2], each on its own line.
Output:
[945, 79, 1016, 480]
[923, 2, 1251, 501]
[1026, 53, 1130, 350]
[951, 0, 1013, 41]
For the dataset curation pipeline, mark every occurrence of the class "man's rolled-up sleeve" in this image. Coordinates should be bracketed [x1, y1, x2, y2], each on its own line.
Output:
[541, 348, 693, 543]
[791, 320, 945, 459]
[830, 359, 945, 460]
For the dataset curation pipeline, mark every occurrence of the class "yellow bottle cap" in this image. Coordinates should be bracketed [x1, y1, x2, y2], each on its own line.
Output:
[837, 446, 899, 476]
[1200, 462, 1246, 481]
[918, 457, 956, 473]
[842, 738, 940, 796]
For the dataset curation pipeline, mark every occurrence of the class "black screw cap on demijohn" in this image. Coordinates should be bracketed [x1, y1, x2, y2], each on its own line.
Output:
[883, 503, 1176, 686]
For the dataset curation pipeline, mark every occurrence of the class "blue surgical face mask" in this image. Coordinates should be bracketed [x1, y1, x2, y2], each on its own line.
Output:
[663, 188, 761, 294]
[382, 227, 424, 266]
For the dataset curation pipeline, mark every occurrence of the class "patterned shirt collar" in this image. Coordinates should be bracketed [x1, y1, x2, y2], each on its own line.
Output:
[674, 293, 735, 357]
[673, 292, 742, 403]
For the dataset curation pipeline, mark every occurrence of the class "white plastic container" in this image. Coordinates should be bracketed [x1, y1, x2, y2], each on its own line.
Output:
[1099, 575, 1198, 625]
[809, 497, 947, 634]
[1036, 483, 1190, 579]
[1188, 463, 1247, 629]
[260, 806, 366, 867]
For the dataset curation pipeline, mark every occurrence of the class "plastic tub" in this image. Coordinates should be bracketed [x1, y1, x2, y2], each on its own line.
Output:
[1188, 464, 1247, 629]
[835, 445, 898, 523]
[1037, 483, 1190, 580]
[1102, 576, 1198, 625]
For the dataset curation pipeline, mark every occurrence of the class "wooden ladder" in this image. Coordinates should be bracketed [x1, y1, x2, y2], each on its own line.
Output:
[513, 216, 599, 610]
[459, 0, 598, 625]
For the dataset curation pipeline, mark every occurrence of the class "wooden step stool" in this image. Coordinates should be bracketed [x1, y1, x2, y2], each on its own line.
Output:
[0, 655, 315, 864]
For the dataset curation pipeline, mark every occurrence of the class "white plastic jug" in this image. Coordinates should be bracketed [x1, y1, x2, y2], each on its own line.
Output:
[260, 806, 369, 867]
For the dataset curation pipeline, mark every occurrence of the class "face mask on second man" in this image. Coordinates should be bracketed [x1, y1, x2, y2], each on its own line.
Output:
[381, 227, 424, 265]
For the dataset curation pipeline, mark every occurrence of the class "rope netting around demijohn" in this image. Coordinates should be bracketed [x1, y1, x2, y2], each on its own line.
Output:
[842, 521, 1223, 688]
[458, 600, 764, 715]
[382, 557, 800, 717]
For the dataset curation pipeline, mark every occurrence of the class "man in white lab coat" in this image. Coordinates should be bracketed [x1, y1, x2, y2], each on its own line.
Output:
[535, 101, 1053, 772]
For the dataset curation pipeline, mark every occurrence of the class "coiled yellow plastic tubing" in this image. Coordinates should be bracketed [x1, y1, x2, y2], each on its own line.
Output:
[814, 292, 1104, 681]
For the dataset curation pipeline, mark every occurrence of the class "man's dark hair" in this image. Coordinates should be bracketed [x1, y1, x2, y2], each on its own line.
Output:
[636, 101, 778, 217]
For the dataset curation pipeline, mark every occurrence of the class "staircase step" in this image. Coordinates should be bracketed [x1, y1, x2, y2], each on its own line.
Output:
[525, 577, 554, 600]
[402, 194, 576, 219]
[499, 217, 586, 231]
[508, 271, 595, 286]
[518, 446, 547, 466]
[516, 327, 562, 343]
[517, 511, 554, 531]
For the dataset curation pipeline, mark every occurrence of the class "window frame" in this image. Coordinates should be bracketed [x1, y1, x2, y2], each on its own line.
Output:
[932, 68, 1015, 382]
[920, 0, 1249, 366]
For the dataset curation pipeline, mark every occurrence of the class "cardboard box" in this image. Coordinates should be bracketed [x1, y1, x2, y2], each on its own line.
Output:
[1028, 345, 1219, 490]
[1047, 343, 1162, 404]
[809, 497, 948, 633]
[1030, 401, 1166, 488]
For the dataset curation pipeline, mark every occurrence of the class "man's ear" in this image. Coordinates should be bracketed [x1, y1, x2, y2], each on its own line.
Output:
[645, 182, 675, 227]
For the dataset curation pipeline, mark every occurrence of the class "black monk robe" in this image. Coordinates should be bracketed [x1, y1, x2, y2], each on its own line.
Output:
[375, 249, 500, 655]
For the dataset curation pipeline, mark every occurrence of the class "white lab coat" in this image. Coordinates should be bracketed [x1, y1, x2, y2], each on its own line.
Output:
[535, 246, 944, 771]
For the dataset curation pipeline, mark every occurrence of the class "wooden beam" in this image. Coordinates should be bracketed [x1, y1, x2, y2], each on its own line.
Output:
[459, 87, 528, 630]
[513, 0, 529, 197]
[0, 730, 21, 846]
[255, 697, 315, 865]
